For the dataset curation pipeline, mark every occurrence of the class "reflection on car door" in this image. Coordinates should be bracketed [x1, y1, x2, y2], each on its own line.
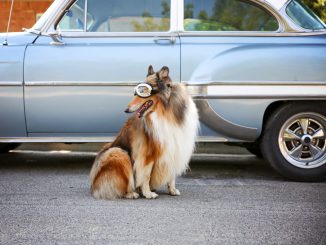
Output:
[24, 0, 179, 137]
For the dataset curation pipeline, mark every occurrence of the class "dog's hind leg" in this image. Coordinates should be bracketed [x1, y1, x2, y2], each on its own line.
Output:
[134, 160, 158, 199]
[124, 170, 139, 199]
[125, 192, 139, 199]
[90, 148, 136, 199]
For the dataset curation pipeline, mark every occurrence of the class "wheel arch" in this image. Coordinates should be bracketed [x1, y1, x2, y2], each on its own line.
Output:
[261, 100, 326, 138]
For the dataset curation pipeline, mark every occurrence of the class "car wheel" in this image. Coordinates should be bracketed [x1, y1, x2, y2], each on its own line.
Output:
[261, 102, 326, 181]
[0, 143, 20, 153]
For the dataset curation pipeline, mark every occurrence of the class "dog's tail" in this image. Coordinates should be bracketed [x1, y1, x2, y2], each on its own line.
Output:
[89, 147, 134, 199]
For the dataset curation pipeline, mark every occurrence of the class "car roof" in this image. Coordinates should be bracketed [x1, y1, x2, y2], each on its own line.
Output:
[263, 0, 288, 10]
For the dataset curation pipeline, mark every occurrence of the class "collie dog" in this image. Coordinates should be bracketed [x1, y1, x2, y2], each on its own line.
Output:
[89, 65, 199, 199]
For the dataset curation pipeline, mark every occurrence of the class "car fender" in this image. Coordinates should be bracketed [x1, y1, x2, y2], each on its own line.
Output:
[188, 40, 326, 141]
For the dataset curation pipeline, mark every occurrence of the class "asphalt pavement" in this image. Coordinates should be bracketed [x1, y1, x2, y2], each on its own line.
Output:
[0, 143, 325, 244]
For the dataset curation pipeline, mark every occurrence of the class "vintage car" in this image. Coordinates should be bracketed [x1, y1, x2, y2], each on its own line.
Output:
[0, 0, 325, 181]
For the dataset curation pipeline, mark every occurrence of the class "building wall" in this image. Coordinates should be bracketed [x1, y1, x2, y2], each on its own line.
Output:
[0, 0, 53, 32]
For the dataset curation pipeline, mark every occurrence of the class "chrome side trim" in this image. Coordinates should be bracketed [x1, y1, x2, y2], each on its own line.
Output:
[0, 136, 229, 143]
[195, 99, 258, 141]
[0, 61, 20, 64]
[24, 81, 139, 86]
[0, 82, 23, 86]
[196, 136, 228, 142]
[0, 137, 116, 143]
[185, 81, 326, 86]
[24, 80, 326, 87]
[187, 84, 326, 99]
[24, 81, 326, 100]
[193, 95, 326, 100]
[179, 31, 326, 37]
[55, 32, 180, 38]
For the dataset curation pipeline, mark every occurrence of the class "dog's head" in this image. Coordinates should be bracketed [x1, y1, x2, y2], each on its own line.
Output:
[125, 65, 172, 118]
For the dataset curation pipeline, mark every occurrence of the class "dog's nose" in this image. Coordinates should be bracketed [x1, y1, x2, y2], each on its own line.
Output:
[124, 108, 130, 113]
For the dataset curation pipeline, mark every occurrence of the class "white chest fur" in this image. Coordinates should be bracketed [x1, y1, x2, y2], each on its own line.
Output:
[149, 97, 199, 186]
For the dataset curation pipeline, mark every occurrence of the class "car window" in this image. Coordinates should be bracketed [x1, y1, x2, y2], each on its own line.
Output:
[58, 0, 171, 32]
[184, 0, 279, 31]
[286, 0, 326, 30]
[58, 0, 92, 31]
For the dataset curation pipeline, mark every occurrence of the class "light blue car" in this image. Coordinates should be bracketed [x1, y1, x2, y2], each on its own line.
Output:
[1, 0, 326, 181]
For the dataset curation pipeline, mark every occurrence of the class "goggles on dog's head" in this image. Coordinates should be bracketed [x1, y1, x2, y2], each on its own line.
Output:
[134, 83, 158, 98]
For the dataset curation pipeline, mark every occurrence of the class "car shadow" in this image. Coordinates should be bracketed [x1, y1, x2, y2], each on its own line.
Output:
[187, 156, 285, 181]
[0, 150, 285, 182]
[0, 151, 94, 171]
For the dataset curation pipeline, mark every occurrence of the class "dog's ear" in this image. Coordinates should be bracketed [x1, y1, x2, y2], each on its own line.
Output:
[157, 75, 166, 91]
[147, 65, 155, 76]
[158, 66, 172, 88]
[159, 66, 169, 79]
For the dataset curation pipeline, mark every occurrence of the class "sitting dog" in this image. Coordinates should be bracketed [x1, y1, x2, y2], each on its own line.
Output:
[89, 65, 199, 199]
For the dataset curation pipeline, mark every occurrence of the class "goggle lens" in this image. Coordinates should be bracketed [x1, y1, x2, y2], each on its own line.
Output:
[134, 83, 153, 98]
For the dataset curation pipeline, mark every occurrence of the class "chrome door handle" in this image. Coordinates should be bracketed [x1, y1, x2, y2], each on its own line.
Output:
[154, 36, 176, 45]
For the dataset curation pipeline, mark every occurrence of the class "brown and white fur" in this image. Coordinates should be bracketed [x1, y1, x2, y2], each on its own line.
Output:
[89, 65, 199, 199]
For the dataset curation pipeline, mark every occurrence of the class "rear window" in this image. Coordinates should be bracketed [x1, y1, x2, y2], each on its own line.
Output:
[184, 0, 279, 32]
[286, 0, 326, 30]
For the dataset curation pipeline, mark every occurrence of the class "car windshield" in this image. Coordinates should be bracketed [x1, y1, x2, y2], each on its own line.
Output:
[286, 0, 326, 30]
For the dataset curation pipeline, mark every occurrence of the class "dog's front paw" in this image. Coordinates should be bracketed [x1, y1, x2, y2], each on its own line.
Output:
[169, 188, 180, 196]
[143, 191, 158, 199]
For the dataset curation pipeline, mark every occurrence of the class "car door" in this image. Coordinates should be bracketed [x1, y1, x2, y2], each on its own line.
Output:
[24, 0, 179, 138]
[180, 0, 308, 141]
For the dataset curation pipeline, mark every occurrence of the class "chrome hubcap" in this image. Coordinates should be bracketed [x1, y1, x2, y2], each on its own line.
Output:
[301, 134, 312, 145]
[278, 113, 326, 169]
